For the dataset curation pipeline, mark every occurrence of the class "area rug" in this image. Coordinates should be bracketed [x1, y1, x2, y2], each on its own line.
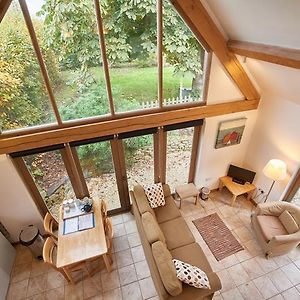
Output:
[193, 213, 243, 261]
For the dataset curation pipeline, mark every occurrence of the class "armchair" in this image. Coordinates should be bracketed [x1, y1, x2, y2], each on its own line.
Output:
[251, 201, 300, 258]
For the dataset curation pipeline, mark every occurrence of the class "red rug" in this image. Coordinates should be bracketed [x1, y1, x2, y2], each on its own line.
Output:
[193, 213, 244, 261]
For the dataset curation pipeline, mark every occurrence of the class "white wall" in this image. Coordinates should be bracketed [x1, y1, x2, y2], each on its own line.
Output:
[0, 155, 43, 242]
[195, 53, 300, 203]
[195, 55, 259, 189]
[244, 94, 300, 202]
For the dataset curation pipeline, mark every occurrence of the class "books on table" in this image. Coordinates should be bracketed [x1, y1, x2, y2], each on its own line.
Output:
[63, 213, 95, 235]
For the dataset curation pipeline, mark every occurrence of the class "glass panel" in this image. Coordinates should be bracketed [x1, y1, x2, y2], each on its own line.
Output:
[163, 1, 205, 106]
[0, 1, 56, 131]
[75, 141, 121, 211]
[101, 1, 158, 112]
[123, 135, 154, 191]
[26, 0, 111, 121]
[23, 151, 75, 219]
[166, 127, 194, 193]
[291, 187, 300, 206]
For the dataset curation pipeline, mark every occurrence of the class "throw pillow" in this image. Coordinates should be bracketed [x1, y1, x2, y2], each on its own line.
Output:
[133, 184, 155, 216]
[279, 210, 299, 234]
[172, 259, 210, 289]
[144, 183, 165, 208]
[152, 241, 182, 296]
[142, 212, 166, 244]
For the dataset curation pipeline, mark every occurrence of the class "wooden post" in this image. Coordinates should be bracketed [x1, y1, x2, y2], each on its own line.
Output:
[94, 0, 115, 115]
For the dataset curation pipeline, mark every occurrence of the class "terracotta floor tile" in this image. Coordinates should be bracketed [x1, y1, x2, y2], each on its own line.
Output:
[26, 274, 48, 298]
[6, 278, 28, 300]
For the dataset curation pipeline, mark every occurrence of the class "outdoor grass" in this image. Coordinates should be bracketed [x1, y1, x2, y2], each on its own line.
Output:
[55, 65, 194, 107]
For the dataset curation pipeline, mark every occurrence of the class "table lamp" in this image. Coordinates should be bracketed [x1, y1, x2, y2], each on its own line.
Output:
[262, 159, 287, 202]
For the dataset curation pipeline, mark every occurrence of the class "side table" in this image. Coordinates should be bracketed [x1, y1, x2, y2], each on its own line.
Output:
[219, 176, 256, 206]
[175, 183, 199, 209]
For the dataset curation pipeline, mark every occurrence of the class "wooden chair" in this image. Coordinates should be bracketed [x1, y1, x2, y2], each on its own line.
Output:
[43, 212, 58, 241]
[43, 237, 69, 282]
[43, 237, 91, 284]
[101, 200, 108, 220]
[104, 217, 114, 264]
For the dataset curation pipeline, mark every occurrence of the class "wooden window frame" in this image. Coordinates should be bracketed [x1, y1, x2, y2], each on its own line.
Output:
[283, 167, 300, 201]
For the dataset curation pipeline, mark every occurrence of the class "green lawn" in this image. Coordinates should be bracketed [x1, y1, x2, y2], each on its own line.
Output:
[55, 65, 194, 108]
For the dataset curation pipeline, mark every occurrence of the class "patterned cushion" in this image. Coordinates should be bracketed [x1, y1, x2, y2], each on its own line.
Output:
[173, 259, 210, 289]
[279, 210, 299, 234]
[144, 183, 165, 208]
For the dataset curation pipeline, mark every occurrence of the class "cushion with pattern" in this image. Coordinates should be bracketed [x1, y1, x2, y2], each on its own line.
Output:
[144, 183, 165, 208]
[172, 259, 210, 289]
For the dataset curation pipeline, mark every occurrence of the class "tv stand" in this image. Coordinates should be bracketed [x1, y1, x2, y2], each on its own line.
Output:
[219, 176, 256, 206]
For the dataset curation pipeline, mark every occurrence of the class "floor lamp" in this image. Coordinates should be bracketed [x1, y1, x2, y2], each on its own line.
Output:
[262, 159, 287, 202]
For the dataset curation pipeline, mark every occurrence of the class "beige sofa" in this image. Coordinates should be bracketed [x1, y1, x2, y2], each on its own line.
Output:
[251, 201, 300, 258]
[130, 184, 221, 300]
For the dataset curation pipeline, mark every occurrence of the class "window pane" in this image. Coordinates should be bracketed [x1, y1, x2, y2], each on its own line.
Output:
[0, 1, 56, 131]
[123, 135, 154, 191]
[26, 0, 111, 121]
[75, 142, 121, 211]
[101, 1, 158, 112]
[163, 1, 205, 106]
[166, 128, 194, 192]
[291, 187, 300, 207]
[23, 151, 75, 219]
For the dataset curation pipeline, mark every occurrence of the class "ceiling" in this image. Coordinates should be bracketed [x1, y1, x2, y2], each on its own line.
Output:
[203, 0, 300, 49]
[202, 0, 300, 104]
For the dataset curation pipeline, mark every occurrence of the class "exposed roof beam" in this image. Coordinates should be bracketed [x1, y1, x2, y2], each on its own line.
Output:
[0, 99, 259, 154]
[0, 0, 11, 23]
[228, 40, 300, 70]
[170, 0, 260, 101]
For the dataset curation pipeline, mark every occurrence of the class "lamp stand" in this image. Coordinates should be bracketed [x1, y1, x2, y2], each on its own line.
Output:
[264, 180, 275, 202]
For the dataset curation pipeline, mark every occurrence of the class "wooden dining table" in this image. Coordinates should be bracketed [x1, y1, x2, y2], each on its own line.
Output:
[56, 199, 111, 280]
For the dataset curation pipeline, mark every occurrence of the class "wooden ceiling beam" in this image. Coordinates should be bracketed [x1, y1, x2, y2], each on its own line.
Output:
[0, 0, 12, 23]
[228, 40, 300, 70]
[0, 99, 259, 154]
[170, 0, 260, 101]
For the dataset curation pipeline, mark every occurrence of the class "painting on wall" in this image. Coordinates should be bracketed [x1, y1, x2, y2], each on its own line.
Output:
[215, 118, 247, 149]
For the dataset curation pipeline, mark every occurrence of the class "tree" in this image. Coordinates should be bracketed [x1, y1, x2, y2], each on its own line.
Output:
[39, 0, 204, 93]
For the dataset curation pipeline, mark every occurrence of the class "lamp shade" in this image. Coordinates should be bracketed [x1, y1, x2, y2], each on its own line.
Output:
[263, 159, 287, 181]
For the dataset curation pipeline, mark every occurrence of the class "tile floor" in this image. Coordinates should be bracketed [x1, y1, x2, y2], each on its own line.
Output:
[6, 189, 300, 300]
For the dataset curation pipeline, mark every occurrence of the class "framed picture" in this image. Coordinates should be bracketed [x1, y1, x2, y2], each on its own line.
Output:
[215, 118, 247, 149]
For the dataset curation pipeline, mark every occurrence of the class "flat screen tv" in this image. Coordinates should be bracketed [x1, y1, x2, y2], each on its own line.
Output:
[227, 164, 256, 185]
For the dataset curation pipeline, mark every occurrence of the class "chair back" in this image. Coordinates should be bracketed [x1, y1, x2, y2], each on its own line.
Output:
[44, 212, 58, 239]
[101, 200, 108, 220]
[43, 237, 57, 268]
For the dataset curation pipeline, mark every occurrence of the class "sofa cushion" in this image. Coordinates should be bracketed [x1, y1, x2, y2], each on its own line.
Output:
[163, 184, 172, 198]
[159, 217, 195, 250]
[152, 241, 182, 296]
[154, 196, 181, 224]
[257, 215, 288, 242]
[170, 243, 221, 300]
[133, 184, 155, 216]
[170, 243, 212, 274]
[173, 259, 210, 289]
[144, 183, 166, 208]
[279, 210, 299, 234]
[142, 212, 166, 244]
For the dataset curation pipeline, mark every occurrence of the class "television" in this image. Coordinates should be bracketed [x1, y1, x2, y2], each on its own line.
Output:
[227, 164, 256, 185]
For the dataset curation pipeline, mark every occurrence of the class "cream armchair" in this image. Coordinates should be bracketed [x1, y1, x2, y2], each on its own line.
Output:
[251, 201, 300, 258]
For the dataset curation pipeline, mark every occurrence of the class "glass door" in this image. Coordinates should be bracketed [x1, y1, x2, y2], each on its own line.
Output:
[166, 127, 194, 193]
[122, 134, 155, 191]
[23, 150, 76, 219]
[74, 141, 122, 212]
